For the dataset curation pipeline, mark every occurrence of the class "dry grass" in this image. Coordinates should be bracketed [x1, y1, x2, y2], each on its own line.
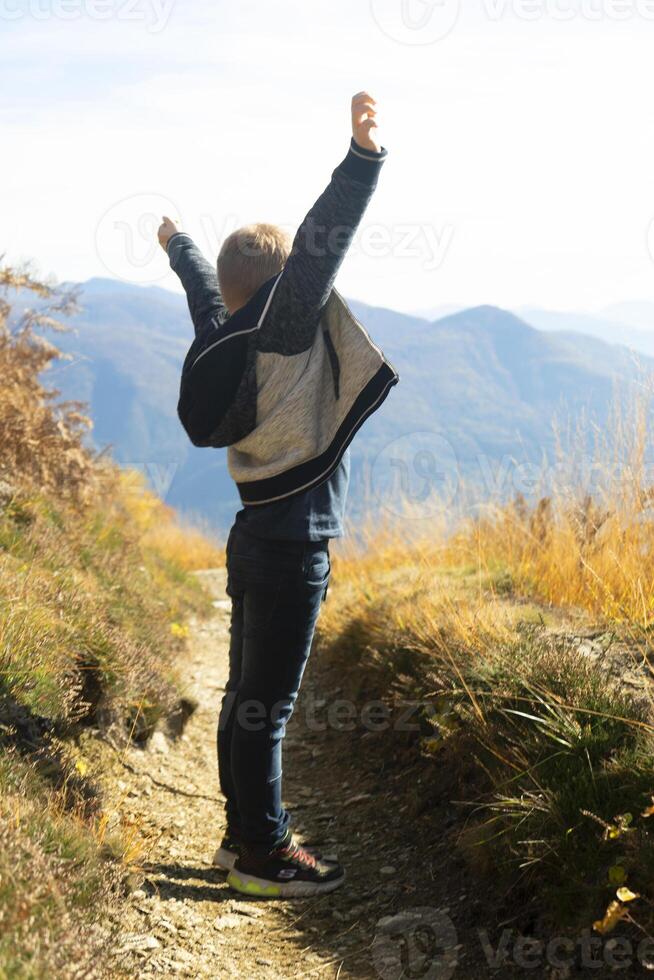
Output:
[0, 267, 97, 501]
[0, 262, 216, 978]
[0, 753, 120, 979]
[119, 471, 223, 571]
[322, 388, 654, 935]
[443, 387, 654, 630]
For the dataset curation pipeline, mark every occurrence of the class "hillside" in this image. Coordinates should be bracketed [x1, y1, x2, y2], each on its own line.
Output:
[349, 301, 646, 455]
[520, 306, 654, 359]
[0, 266, 222, 977]
[23, 278, 654, 529]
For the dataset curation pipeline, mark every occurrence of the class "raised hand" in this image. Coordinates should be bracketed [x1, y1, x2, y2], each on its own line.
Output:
[158, 215, 180, 252]
[351, 91, 381, 154]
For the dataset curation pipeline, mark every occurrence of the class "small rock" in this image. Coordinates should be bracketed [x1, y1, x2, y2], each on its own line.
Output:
[0, 480, 16, 508]
[157, 920, 178, 935]
[225, 900, 266, 919]
[149, 731, 170, 755]
[343, 793, 372, 807]
[124, 872, 145, 894]
[120, 934, 161, 951]
[213, 913, 254, 931]
[105, 811, 121, 830]
[380, 865, 397, 876]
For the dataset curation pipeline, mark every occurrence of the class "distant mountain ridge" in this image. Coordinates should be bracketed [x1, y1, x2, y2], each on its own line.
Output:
[30, 277, 654, 529]
[519, 306, 654, 359]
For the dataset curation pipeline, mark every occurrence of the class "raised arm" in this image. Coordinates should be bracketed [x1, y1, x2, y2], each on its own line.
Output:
[158, 216, 228, 336]
[257, 92, 388, 353]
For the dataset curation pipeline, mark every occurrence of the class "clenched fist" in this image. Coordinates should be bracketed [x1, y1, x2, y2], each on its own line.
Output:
[351, 91, 382, 154]
[157, 215, 180, 252]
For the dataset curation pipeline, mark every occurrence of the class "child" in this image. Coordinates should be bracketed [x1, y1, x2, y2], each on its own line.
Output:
[158, 91, 398, 898]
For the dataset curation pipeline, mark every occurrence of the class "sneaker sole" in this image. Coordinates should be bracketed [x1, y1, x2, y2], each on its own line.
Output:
[226, 868, 345, 899]
[212, 847, 237, 871]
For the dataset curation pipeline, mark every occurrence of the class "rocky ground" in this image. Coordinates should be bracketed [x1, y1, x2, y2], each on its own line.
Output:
[96, 570, 643, 979]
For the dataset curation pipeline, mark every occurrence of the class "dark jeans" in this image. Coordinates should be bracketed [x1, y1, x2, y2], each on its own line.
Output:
[217, 522, 330, 848]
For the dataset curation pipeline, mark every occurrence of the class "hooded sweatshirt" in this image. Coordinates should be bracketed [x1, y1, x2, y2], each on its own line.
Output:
[168, 138, 398, 514]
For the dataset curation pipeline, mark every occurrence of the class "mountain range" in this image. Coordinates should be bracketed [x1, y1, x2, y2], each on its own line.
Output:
[518, 306, 654, 359]
[26, 278, 654, 530]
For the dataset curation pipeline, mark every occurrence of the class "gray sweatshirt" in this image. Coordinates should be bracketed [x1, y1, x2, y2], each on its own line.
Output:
[169, 138, 399, 507]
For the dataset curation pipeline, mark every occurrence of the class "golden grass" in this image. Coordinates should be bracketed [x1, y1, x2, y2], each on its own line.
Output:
[322, 533, 654, 930]
[333, 381, 654, 632]
[118, 471, 224, 571]
[320, 386, 654, 933]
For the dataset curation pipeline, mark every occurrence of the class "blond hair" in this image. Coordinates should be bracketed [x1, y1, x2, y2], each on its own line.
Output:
[218, 223, 291, 309]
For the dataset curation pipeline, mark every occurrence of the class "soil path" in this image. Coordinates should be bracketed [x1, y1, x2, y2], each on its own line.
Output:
[104, 569, 552, 980]
[108, 568, 413, 979]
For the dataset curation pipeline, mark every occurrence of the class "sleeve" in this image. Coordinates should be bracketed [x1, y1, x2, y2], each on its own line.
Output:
[256, 139, 388, 355]
[167, 232, 228, 337]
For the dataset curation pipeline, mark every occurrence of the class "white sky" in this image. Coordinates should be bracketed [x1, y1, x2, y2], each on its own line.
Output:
[5, 0, 654, 315]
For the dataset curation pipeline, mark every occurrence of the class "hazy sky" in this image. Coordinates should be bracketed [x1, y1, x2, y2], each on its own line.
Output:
[5, 0, 654, 315]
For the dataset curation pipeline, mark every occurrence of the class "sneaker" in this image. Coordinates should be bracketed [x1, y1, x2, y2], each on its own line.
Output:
[212, 831, 241, 871]
[227, 835, 345, 898]
[212, 832, 326, 872]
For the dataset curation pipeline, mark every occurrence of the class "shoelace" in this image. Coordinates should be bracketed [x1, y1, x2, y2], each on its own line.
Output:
[280, 839, 318, 870]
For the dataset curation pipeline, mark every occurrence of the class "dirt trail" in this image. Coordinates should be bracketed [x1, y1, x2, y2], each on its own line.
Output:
[105, 568, 388, 979]
[102, 569, 501, 980]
